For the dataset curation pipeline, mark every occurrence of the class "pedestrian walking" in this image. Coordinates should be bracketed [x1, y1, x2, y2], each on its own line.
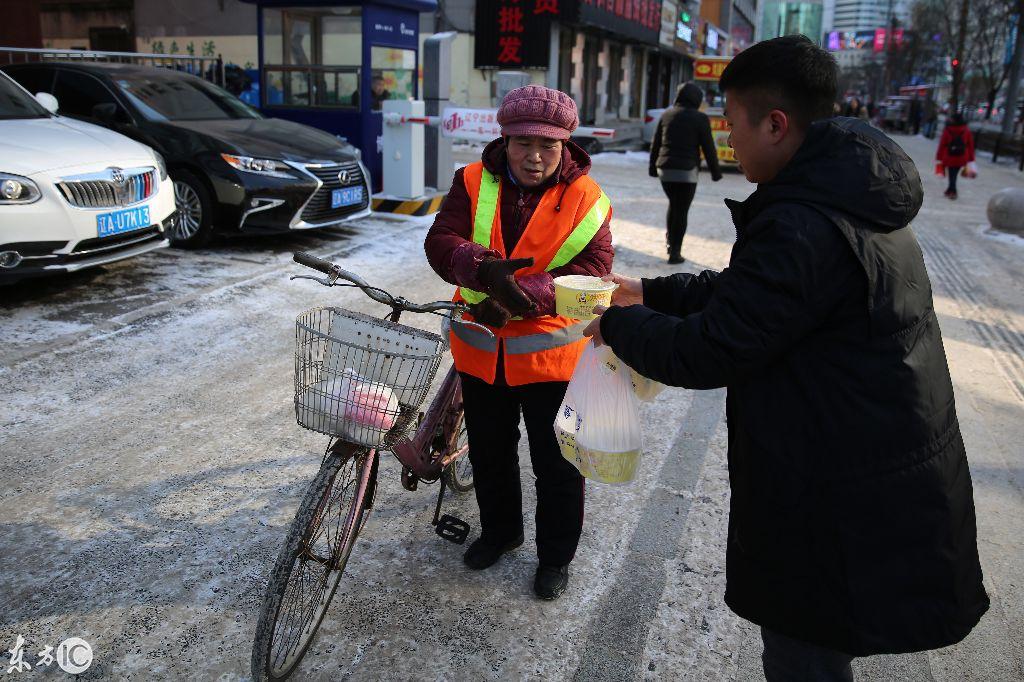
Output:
[424, 85, 614, 601]
[585, 36, 987, 681]
[649, 82, 722, 264]
[923, 97, 939, 138]
[935, 112, 975, 200]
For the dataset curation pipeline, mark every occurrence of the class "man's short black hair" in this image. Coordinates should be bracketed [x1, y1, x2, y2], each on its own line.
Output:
[719, 35, 837, 130]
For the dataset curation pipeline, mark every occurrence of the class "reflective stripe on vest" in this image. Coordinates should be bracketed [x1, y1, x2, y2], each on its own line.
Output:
[450, 317, 499, 352]
[503, 320, 589, 355]
[451, 318, 589, 354]
[458, 175, 610, 305]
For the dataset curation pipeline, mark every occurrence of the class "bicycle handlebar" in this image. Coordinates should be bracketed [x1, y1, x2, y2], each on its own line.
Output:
[292, 251, 479, 318]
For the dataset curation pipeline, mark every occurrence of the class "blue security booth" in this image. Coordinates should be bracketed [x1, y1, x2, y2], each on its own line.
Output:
[241, 0, 436, 192]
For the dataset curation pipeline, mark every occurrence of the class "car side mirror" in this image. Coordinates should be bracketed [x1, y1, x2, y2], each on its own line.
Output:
[91, 102, 125, 124]
[35, 92, 59, 114]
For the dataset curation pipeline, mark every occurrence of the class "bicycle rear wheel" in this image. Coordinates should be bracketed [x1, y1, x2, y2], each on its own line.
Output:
[443, 416, 473, 493]
[251, 443, 376, 681]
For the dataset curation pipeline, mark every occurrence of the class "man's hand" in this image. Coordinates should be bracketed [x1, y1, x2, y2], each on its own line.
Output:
[582, 305, 608, 347]
[477, 257, 536, 316]
[468, 299, 512, 328]
[603, 273, 643, 307]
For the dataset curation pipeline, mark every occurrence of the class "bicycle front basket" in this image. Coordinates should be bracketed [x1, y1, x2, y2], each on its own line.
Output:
[294, 307, 446, 448]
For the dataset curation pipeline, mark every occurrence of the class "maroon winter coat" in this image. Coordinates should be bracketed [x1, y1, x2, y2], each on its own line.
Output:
[424, 138, 614, 317]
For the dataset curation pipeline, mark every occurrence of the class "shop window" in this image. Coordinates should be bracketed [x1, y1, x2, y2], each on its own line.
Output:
[262, 7, 361, 109]
[628, 49, 643, 119]
[557, 29, 575, 95]
[605, 43, 623, 116]
[368, 47, 415, 111]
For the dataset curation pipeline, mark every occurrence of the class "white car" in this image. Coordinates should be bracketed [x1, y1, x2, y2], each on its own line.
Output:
[642, 108, 667, 147]
[0, 71, 175, 284]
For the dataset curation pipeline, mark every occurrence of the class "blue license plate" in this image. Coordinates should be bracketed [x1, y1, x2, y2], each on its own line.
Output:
[331, 186, 363, 209]
[96, 206, 151, 237]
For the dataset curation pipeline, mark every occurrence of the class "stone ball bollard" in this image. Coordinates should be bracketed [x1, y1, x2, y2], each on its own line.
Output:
[987, 188, 1024, 235]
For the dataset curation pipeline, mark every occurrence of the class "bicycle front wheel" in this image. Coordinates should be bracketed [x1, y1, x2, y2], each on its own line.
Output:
[251, 443, 376, 681]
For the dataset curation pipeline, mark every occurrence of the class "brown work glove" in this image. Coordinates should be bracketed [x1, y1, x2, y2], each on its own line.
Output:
[468, 298, 512, 328]
[477, 256, 536, 317]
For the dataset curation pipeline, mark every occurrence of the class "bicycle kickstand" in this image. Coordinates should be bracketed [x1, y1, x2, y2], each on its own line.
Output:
[432, 475, 470, 544]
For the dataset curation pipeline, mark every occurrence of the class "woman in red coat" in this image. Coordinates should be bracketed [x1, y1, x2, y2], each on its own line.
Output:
[935, 112, 975, 200]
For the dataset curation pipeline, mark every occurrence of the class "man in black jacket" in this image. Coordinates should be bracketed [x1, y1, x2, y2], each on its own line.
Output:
[585, 36, 988, 680]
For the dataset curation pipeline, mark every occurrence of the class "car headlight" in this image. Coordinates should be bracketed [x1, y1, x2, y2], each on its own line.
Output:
[220, 154, 294, 179]
[153, 151, 168, 181]
[0, 173, 41, 205]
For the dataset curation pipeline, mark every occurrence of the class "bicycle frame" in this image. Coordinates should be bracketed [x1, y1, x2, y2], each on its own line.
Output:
[391, 365, 463, 487]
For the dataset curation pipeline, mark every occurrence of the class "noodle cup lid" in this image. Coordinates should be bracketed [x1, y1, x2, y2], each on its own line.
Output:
[553, 275, 618, 293]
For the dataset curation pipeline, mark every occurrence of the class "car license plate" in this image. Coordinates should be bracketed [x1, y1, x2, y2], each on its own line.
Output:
[96, 206, 152, 237]
[331, 186, 363, 209]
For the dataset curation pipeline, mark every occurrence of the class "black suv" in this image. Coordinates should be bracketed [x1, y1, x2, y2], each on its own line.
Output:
[3, 62, 371, 247]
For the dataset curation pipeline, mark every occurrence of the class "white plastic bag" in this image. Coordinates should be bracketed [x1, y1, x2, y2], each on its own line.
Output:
[601, 352, 668, 402]
[299, 368, 399, 446]
[554, 342, 643, 484]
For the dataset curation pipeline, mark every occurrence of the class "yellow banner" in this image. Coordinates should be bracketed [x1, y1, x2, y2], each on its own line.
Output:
[693, 58, 730, 81]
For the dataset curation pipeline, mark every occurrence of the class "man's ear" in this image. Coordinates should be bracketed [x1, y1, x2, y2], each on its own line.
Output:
[767, 109, 790, 143]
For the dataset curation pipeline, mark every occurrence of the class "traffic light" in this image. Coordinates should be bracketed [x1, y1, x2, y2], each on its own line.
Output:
[951, 58, 960, 67]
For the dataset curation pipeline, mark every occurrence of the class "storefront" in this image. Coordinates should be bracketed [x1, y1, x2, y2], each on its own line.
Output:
[241, 0, 435, 191]
[646, 0, 695, 110]
[558, 1, 663, 125]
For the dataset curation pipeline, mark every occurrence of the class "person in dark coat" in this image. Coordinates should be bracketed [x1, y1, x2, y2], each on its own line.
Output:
[585, 36, 987, 680]
[935, 112, 975, 200]
[649, 82, 723, 264]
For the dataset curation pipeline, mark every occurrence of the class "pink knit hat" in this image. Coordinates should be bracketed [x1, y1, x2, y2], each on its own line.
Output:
[497, 85, 579, 140]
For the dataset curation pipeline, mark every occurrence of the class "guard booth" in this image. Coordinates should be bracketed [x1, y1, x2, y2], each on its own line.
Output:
[242, 0, 435, 192]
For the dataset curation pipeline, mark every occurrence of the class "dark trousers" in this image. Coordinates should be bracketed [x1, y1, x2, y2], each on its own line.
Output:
[947, 165, 961, 193]
[762, 628, 854, 682]
[661, 181, 697, 256]
[459, 372, 584, 566]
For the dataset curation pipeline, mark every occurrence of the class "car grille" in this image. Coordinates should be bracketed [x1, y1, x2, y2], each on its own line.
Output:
[300, 162, 369, 224]
[58, 169, 158, 209]
[71, 225, 162, 255]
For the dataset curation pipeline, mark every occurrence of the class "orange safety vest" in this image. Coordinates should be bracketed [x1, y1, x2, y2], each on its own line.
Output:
[449, 161, 612, 386]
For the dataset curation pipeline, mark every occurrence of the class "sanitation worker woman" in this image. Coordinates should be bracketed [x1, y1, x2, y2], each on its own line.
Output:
[424, 86, 614, 600]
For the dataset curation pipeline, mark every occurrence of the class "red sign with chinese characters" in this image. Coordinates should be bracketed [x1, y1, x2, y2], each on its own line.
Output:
[475, 0, 566, 68]
[577, 0, 663, 45]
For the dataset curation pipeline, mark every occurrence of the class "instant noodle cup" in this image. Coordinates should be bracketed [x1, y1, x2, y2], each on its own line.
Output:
[553, 275, 617, 320]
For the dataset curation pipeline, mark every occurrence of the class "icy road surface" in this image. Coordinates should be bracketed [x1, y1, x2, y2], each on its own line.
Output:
[2, 136, 1022, 681]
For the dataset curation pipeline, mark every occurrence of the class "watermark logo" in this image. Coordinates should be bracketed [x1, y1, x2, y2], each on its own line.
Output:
[56, 638, 92, 674]
[6, 635, 92, 675]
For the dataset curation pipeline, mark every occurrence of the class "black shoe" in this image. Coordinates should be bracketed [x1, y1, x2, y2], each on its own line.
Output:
[462, 533, 524, 570]
[533, 563, 569, 600]
[668, 253, 685, 264]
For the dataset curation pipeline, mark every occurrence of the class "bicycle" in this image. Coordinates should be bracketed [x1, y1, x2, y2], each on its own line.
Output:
[251, 251, 493, 681]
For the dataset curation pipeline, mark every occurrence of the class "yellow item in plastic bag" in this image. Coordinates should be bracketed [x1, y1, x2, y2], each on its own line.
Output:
[554, 342, 643, 484]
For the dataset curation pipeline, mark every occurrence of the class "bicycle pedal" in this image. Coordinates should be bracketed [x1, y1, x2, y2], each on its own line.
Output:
[435, 514, 470, 544]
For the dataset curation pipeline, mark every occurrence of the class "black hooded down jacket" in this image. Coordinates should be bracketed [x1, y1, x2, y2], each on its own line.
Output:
[602, 117, 988, 656]
[649, 82, 722, 179]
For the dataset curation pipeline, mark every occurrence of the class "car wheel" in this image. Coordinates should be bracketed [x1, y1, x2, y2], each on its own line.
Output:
[170, 170, 214, 248]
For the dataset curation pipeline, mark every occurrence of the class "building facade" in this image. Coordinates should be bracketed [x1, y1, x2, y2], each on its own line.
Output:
[759, 1, 823, 42]
[829, 0, 908, 34]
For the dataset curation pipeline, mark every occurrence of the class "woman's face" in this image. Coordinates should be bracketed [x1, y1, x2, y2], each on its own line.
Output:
[506, 136, 563, 187]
